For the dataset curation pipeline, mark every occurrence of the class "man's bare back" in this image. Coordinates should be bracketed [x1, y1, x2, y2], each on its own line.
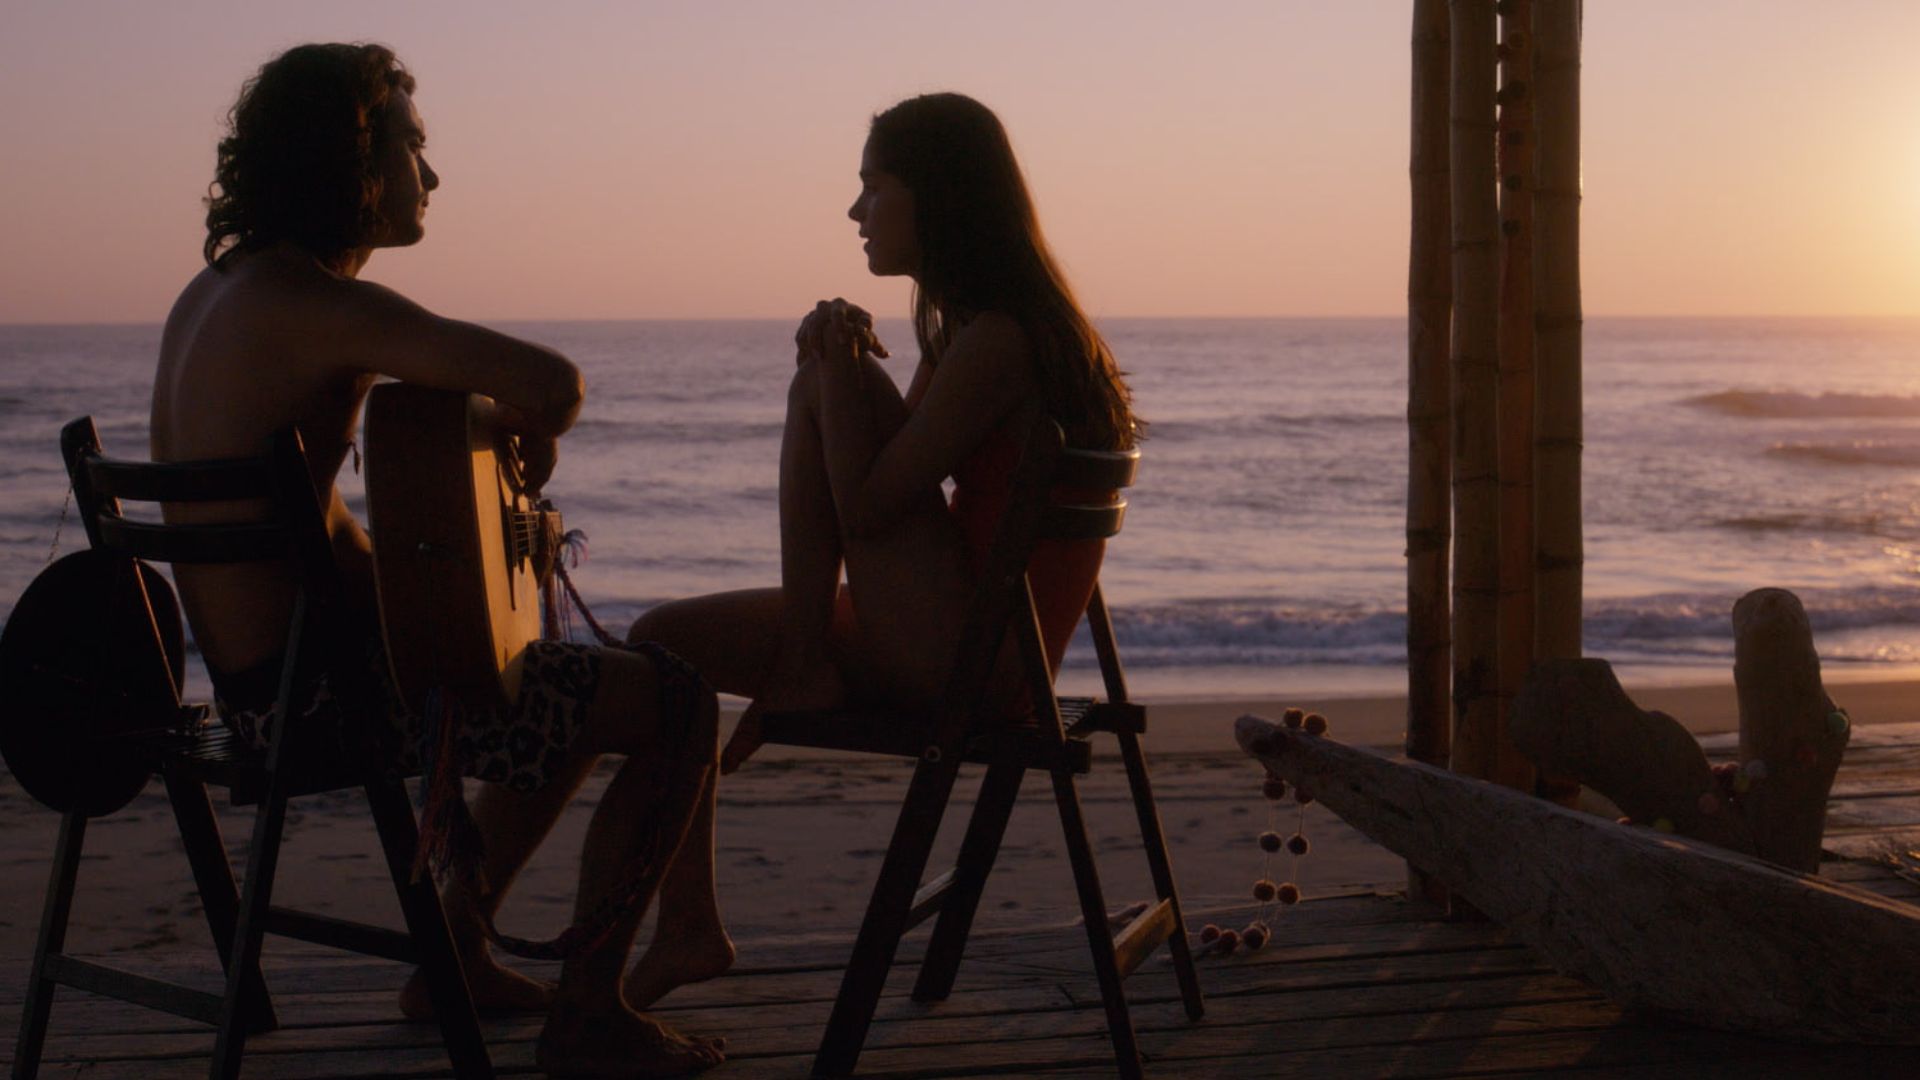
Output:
[153, 86, 580, 679]
[153, 249, 383, 674]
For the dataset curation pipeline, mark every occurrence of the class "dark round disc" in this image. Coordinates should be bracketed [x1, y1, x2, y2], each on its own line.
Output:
[0, 549, 185, 816]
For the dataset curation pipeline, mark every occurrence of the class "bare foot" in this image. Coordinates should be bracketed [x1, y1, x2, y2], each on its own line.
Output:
[536, 998, 725, 1078]
[624, 926, 737, 1010]
[398, 953, 553, 1022]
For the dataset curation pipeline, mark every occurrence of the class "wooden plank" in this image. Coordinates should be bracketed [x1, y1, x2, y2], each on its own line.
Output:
[8, 964, 1601, 1069]
[1238, 714, 1920, 1044]
[1826, 824, 1920, 862]
[1111, 898, 1174, 978]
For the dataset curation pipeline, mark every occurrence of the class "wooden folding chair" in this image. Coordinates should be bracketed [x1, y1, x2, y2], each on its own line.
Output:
[8, 417, 491, 1080]
[757, 412, 1204, 1079]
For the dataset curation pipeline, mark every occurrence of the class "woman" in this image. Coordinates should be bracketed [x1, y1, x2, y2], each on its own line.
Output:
[630, 91, 1139, 778]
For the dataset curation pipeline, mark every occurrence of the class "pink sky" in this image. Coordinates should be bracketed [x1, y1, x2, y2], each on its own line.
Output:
[5, 1, 1919, 323]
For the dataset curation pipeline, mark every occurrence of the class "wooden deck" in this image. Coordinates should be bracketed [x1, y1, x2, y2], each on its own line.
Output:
[5, 722, 1917, 1078]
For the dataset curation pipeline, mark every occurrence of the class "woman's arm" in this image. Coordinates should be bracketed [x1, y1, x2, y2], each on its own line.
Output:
[811, 306, 1036, 539]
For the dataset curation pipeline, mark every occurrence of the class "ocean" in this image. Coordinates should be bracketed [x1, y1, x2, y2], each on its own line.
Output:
[6, 316, 1920, 703]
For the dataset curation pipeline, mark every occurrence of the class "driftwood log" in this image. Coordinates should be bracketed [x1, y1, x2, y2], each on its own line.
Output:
[1734, 588, 1846, 870]
[1511, 660, 1756, 855]
[1235, 714, 1920, 1044]
[1512, 587, 1844, 873]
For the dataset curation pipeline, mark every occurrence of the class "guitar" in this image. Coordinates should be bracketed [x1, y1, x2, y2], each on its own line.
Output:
[364, 384, 562, 715]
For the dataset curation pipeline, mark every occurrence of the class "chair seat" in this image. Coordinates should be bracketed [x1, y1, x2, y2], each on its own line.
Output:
[756, 697, 1151, 774]
[132, 709, 394, 806]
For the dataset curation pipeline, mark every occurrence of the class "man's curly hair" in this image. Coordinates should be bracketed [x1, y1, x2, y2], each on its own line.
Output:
[203, 43, 415, 269]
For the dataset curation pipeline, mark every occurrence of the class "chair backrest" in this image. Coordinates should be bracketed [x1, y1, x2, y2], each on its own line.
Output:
[942, 412, 1140, 729]
[57, 418, 358, 737]
[1037, 442, 1139, 544]
[60, 417, 336, 586]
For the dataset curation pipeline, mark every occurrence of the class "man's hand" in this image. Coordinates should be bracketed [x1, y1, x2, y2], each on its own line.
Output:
[518, 433, 559, 495]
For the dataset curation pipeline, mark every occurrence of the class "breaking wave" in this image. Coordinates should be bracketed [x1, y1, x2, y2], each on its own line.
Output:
[1034, 586, 1920, 670]
[1685, 390, 1920, 419]
[1765, 440, 1920, 467]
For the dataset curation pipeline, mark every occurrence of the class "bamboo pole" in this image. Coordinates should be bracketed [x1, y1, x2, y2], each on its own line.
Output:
[1407, 0, 1451, 777]
[1492, 0, 1540, 793]
[1406, 0, 1453, 905]
[1533, 0, 1583, 663]
[1449, 0, 1502, 784]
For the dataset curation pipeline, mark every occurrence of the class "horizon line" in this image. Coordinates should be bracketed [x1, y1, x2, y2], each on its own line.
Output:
[8, 312, 1920, 330]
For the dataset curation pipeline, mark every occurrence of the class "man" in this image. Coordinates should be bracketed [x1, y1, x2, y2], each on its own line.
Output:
[152, 43, 728, 1077]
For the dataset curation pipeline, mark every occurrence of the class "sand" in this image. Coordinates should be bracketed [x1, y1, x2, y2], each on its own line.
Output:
[2, 675, 1914, 988]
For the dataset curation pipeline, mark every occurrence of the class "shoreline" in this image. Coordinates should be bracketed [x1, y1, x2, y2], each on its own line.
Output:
[737, 674, 1920, 760]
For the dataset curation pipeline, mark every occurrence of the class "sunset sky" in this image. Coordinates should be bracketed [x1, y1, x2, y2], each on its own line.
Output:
[5, 1, 1920, 323]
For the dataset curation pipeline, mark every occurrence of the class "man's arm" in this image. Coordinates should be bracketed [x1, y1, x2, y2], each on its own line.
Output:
[307, 275, 584, 437]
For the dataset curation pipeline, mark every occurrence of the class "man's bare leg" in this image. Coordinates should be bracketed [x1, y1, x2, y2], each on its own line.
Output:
[623, 766, 734, 1009]
[397, 760, 592, 1020]
[538, 648, 726, 1076]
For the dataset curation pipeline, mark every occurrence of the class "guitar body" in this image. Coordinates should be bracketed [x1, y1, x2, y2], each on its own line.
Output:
[0, 549, 188, 816]
[365, 384, 556, 715]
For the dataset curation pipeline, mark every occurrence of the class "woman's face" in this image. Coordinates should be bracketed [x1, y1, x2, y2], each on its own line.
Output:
[848, 140, 919, 277]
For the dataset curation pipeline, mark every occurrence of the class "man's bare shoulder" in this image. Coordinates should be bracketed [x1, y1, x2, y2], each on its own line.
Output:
[184, 249, 440, 365]
[216, 250, 401, 323]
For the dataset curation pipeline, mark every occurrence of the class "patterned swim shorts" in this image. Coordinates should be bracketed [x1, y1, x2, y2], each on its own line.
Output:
[212, 636, 666, 793]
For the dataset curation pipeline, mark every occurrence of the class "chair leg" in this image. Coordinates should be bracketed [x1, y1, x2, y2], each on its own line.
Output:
[12, 811, 85, 1080]
[364, 777, 493, 1080]
[164, 771, 277, 1034]
[912, 763, 1025, 1002]
[812, 754, 964, 1078]
[208, 783, 293, 1080]
[1051, 767, 1144, 1080]
[1117, 732, 1204, 1021]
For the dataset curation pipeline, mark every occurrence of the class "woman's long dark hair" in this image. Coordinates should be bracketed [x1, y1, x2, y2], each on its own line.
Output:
[203, 43, 414, 270]
[867, 93, 1139, 450]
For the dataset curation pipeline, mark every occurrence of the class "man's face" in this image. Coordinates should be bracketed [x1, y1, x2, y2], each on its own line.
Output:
[371, 88, 438, 248]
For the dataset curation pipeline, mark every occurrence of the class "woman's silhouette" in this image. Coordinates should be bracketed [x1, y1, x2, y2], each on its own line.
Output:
[630, 90, 1140, 795]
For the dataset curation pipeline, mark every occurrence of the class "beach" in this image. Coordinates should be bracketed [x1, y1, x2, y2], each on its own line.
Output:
[8, 316, 1920, 1014]
[6, 674, 1913, 984]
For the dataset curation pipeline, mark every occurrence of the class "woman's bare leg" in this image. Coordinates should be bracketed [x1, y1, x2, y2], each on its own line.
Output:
[710, 366, 869, 772]
[627, 588, 784, 698]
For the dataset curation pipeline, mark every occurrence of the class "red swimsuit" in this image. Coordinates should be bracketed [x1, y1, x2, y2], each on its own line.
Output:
[947, 419, 1109, 677]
